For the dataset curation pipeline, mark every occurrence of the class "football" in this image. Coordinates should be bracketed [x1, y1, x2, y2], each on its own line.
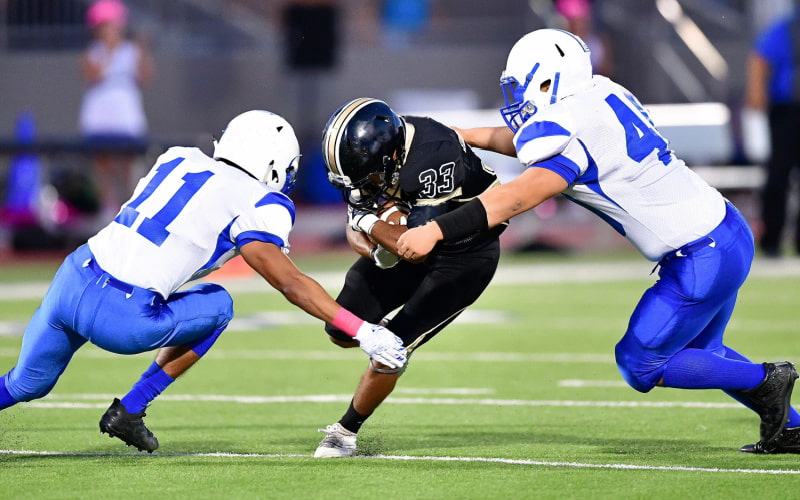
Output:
[378, 201, 409, 225]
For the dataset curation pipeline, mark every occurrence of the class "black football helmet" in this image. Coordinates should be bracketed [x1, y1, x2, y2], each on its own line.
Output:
[322, 98, 406, 208]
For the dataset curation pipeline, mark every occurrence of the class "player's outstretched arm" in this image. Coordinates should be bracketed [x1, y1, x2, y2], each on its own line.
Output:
[239, 241, 406, 368]
[452, 126, 516, 157]
[397, 167, 567, 259]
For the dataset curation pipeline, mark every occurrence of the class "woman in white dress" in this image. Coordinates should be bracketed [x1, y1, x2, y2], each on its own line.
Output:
[79, 0, 154, 224]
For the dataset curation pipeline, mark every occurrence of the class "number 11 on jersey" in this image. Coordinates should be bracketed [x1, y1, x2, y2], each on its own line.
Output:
[114, 157, 214, 246]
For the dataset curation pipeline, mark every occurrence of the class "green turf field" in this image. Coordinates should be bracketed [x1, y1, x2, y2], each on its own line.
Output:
[1, 253, 799, 499]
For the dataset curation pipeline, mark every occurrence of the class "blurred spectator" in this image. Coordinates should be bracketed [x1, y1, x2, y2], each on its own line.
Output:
[555, 0, 613, 77]
[78, 0, 154, 225]
[745, 4, 800, 257]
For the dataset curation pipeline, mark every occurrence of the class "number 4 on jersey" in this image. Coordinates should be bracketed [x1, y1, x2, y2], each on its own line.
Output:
[605, 94, 671, 166]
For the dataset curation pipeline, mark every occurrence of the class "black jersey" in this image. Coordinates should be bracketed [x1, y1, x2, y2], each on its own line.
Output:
[327, 117, 503, 348]
[392, 116, 505, 250]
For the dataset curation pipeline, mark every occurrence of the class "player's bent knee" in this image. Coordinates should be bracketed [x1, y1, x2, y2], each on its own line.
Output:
[7, 373, 58, 402]
[324, 323, 355, 346]
[189, 283, 234, 320]
[329, 336, 358, 348]
[615, 345, 659, 393]
[369, 358, 407, 375]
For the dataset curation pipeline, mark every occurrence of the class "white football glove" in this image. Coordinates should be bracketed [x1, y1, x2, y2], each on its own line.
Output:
[348, 205, 380, 234]
[370, 244, 400, 269]
[354, 322, 407, 369]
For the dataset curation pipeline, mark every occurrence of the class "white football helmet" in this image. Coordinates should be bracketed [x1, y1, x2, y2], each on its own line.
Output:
[213, 110, 301, 194]
[500, 29, 593, 131]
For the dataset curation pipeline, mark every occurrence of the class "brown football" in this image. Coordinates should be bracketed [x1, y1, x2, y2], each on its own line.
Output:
[378, 201, 409, 225]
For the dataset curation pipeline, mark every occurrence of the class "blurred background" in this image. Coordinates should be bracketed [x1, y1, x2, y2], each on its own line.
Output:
[0, 0, 794, 257]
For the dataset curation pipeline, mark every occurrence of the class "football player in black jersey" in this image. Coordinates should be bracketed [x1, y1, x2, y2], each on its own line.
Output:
[314, 97, 507, 457]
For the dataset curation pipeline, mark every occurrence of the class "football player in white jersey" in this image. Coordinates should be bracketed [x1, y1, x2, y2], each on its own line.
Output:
[0, 110, 406, 453]
[397, 28, 800, 454]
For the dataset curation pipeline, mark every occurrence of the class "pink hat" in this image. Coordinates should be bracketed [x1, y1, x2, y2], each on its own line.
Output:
[556, 0, 592, 20]
[86, 0, 128, 28]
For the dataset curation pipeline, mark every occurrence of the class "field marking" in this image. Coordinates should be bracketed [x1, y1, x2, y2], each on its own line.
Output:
[0, 310, 512, 337]
[1, 257, 799, 301]
[19, 393, 743, 410]
[6, 347, 799, 365]
[0, 347, 619, 363]
[0, 449, 797, 475]
[559, 379, 631, 387]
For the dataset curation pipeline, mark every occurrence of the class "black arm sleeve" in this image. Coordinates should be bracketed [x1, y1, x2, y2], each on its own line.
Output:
[432, 198, 488, 242]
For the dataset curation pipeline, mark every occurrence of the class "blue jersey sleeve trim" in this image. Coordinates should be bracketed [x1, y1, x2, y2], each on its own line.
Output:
[563, 193, 626, 236]
[532, 154, 580, 185]
[199, 219, 237, 271]
[236, 231, 285, 249]
[255, 192, 296, 225]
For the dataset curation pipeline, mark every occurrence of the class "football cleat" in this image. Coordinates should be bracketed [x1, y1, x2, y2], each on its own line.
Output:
[313, 422, 357, 458]
[734, 362, 798, 448]
[740, 427, 800, 454]
[99, 398, 159, 453]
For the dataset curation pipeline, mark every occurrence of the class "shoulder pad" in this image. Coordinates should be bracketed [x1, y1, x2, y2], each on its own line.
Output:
[514, 106, 575, 165]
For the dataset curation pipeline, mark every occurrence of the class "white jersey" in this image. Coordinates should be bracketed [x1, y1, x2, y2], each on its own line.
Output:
[514, 76, 726, 261]
[88, 147, 295, 297]
[79, 40, 147, 137]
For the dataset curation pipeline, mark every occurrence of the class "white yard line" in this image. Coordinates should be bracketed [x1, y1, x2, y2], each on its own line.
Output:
[1, 257, 800, 301]
[0, 449, 797, 475]
[19, 393, 743, 409]
[0, 348, 617, 362]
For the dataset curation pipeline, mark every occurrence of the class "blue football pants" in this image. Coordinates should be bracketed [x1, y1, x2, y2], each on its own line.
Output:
[3, 244, 233, 402]
[615, 202, 756, 392]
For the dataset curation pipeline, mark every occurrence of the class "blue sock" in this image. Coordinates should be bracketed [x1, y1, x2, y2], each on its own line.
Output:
[721, 346, 800, 427]
[0, 375, 17, 410]
[662, 348, 766, 390]
[120, 361, 174, 414]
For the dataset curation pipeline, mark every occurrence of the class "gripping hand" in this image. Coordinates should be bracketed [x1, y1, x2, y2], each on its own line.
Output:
[370, 245, 400, 269]
[354, 323, 407, 369]
[348, 205, 380, 234]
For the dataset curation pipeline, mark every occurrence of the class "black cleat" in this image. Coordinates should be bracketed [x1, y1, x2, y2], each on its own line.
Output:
[740, 427, 800, 454]
[735, 362, 798, 448]
[99, 398, 159, 453]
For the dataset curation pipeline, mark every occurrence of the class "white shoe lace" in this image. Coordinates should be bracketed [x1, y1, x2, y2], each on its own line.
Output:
[315, 423, 357, 457]
[318, 423, 356, 437]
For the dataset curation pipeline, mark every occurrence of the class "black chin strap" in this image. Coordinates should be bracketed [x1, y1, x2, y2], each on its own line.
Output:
[216, 157, 258, 181]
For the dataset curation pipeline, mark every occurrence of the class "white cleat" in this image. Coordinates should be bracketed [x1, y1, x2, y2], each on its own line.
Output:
[314, 422, 357, 458]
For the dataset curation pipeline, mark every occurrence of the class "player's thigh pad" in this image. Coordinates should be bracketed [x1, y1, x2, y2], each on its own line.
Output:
[325, 258, 426, 343]
[616, 207, 754, 391]
[78, 279, 233, 355]
[6, 307, 88, 401]
[388, 245, 500, 348]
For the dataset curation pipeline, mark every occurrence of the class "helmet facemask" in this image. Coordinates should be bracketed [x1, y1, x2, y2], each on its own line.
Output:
[330, 153, 402, 209]
[499, 29, 592, 132]
[267, 156, 300, 195]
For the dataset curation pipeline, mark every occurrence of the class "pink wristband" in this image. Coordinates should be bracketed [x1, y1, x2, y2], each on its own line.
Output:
[331, 308, 365, 338]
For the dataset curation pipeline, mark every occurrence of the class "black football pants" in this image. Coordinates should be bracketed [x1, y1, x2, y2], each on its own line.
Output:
[325, 240, 500, 353]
